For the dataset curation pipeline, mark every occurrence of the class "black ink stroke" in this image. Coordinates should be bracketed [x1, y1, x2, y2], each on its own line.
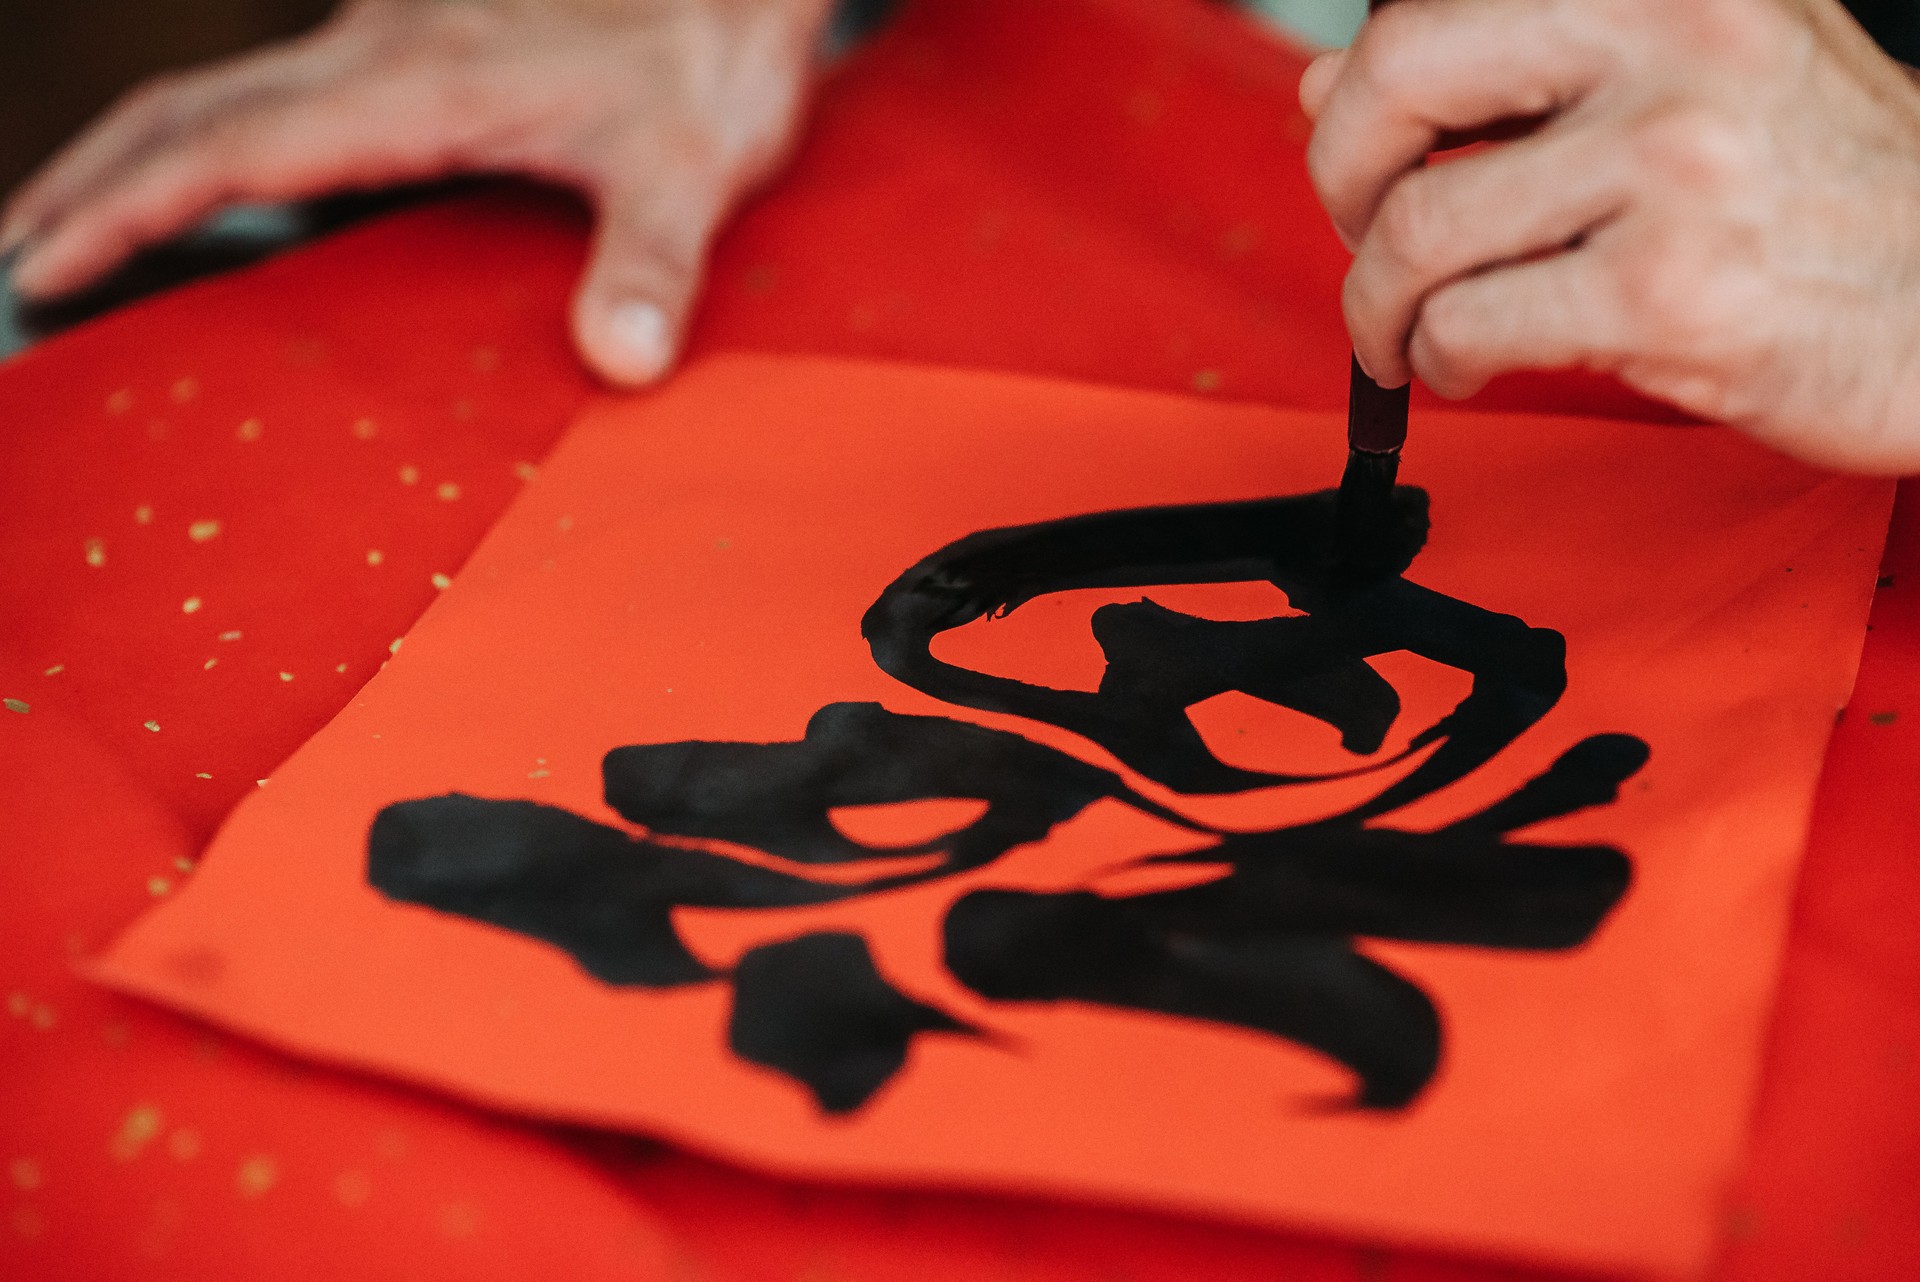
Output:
[862, 490, 1567, 812]
[730, 933, 979, 1114]
[368, 485, 1647, 1114]
[945, 735, 1644, 1108]
[603, 699, 1202, 874]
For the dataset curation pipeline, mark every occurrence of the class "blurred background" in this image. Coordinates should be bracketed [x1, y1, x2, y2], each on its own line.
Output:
[4, 0, 1915, 356]
[0, 0, 1368, 199]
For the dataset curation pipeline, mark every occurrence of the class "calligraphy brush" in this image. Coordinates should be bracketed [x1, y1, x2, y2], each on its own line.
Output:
[1334, 357, 1410, 576]
[1333, 0, 1413, 579]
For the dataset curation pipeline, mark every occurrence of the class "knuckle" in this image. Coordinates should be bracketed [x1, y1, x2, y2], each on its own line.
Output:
[115, 73, 191, 127]
[1609, 234, 1737, 354]
[420, 1, 506, 56]
[1356, 3, 1433, 94]
[1416, 287, 1479, 371]
[1631, 105, 1752, 193]
[1373, 176, 1447, 274]
[1664, 0, 1795, 72]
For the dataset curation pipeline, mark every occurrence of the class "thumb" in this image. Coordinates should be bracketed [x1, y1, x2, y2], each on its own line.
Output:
[570, 178, 722, 387]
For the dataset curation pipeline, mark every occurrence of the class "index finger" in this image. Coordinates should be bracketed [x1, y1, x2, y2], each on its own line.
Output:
[1307, 0, 1611, 246]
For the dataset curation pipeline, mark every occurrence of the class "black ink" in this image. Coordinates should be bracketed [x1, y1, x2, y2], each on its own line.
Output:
[947, 892, 1440, 1108]
[371, 793, 885, 986]
[370, 485, 1647, 1113]
[863, 490, 1572, 812]
[603, 700, 1201, 874]
[945, 734, 1640, 1107]
[729, 933, 976, 1113]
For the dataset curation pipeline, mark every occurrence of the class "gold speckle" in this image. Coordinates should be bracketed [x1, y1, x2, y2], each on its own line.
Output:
[256, 779, 269, 788]
[219, 630, 242, 642]
[182, 596, 202, 614]
[112, 1104, 164, 1161]
[28, 1005, 54, 1030]
[715, 538, 733, 551]
[173, 857, 196, 873]
[335, 663, 347, 674]
[334, 1169, 373, 1207]
[556, 515, 574, 533]
[430, 573, 452, 591]
[236, 1155, 278, 1198]
[171, 377, 199, 403]
[435, 481, 461, 502]
[42, 664, 63, 676]
[399, 465, 420, 486]
[438, 1201, 481, 1238]
[528, 768, 550, 780]
[1192, 369, 1224, 393]
[3, 698, 27, 715]
[278, 672, 294, 683]
[351, 418, 378, 440]
[471, 347, 500, 372]
[147, 876, 172, 897]
[512, 461, 538, 482]
[187, 519, 222, 543]
[388, 638, 404, 656]
[144, 720, 161, 733]
[134, 505, 154, 525]
[8, 1158, 43, 1191]
[6, 993, 28, 1017]
[107, 389, 134, 415]
[166, 1129, 202, 1162]
[236, 418, 264, 442]
[11, 1204, 44, 1240]
[365, 549, 384, 567]
[203, 658, 217, 671]
[84, 537, 107, 568]
[193, 772, 212, 780]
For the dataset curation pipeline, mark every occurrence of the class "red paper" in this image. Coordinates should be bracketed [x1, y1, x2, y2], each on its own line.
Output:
[94, 356, 1890, 1279]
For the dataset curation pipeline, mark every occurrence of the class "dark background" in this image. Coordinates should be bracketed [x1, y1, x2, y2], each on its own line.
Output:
[2, 0, 335, 197]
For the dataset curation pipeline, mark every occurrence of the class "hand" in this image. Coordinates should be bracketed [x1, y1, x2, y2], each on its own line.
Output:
[1300, 0, 1920, 474]
[0, 0, 833, 386]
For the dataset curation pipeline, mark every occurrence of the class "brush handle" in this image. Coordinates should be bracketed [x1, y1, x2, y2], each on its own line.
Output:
[1347, 355, 1410, 453]
[1345, 0, 1410, 455]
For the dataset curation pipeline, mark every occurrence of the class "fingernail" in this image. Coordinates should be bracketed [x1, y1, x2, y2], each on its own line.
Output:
[606, 300, 671, 383]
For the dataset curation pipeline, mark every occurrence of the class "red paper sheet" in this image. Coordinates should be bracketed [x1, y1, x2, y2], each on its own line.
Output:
[5, 1, 1920, 1279]
[92, 356, 1890, 1279]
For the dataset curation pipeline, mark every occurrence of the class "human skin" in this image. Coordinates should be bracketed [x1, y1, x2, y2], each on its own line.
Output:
[1300, 0, 1920, 474]
[12, 0, 1920, 473]
[0, 0, 834, 386]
